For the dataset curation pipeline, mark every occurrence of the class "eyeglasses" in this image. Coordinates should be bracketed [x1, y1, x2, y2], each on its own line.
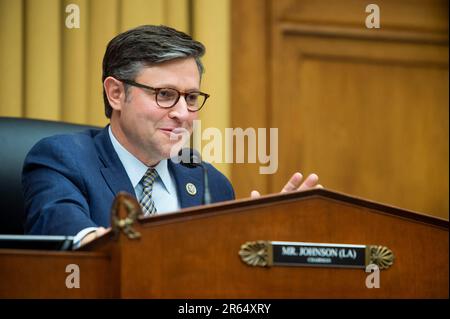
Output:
[118, 79, 209, 112]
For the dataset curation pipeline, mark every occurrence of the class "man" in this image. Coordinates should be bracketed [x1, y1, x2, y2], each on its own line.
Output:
[22, 25, 321, 247]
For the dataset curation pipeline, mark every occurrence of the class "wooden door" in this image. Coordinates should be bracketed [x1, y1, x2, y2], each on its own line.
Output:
[231, 0, 449, 218]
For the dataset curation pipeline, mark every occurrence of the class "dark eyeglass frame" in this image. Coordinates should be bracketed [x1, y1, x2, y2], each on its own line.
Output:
[117, 78, 209, 112]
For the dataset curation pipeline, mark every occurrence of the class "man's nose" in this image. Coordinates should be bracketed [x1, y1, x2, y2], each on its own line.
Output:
[170, 95, 191, 120]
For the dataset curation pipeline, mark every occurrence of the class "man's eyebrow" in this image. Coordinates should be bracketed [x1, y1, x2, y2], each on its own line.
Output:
[151, 84, 201, 92]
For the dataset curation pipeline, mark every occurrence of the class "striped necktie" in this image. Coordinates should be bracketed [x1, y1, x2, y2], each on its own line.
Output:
[139, 168, 158, 216]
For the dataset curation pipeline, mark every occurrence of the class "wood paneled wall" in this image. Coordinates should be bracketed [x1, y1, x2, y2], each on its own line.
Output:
[231, 0, 449, 218]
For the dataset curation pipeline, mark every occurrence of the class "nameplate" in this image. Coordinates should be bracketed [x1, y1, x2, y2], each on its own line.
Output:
[239, 240, 394, 270]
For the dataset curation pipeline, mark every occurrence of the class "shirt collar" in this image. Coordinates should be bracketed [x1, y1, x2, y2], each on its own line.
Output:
[108, 126, 172, 194]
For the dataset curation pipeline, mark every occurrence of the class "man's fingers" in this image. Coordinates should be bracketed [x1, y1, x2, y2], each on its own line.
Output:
[281, 172, 303, 193]
[80, 231, 96, 247]
[80, 227, 108, 247]
[298, 173, 319, 191]
[250, 190, 261, 198]
[96, 227, 108, 236]
[254, 173, 322, 199]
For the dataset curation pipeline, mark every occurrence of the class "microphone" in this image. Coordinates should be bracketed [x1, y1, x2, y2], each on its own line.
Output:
[177, 148, 211, 205]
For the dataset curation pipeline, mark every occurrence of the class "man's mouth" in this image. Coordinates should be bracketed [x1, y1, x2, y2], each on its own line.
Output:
[160, 127, 187, 134]
[159, 128, 190, 142]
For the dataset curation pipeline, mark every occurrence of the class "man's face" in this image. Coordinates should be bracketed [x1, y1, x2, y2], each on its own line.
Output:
[112, 57, 200, 165]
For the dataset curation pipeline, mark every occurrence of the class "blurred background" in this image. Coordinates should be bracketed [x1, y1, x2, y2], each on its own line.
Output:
[0, 0, 448, 218]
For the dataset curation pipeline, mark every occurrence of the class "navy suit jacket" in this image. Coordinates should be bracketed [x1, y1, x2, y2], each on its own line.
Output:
[22, 126, 235, 236]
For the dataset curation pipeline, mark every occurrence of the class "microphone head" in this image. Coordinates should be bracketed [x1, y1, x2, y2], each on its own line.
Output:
[177, 148, 202, 168]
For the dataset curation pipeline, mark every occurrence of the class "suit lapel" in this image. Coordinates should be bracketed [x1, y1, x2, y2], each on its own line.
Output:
[94, 126, 135, 197]
[168, 159, 204, 209]
[94, 128, 203, 208]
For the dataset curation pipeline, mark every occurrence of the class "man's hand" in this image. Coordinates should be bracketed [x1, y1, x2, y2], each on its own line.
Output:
[250, 172, 323, 198]
[79, 227, 110, 247]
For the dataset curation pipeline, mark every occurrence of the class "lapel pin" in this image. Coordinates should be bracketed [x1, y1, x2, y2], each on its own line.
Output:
[186, 183, 197, 196]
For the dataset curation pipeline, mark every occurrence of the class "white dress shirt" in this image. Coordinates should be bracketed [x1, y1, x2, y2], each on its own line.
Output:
[108, 126, 180, 213]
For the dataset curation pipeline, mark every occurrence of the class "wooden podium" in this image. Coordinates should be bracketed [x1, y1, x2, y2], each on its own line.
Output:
[0, 189, 448, 298]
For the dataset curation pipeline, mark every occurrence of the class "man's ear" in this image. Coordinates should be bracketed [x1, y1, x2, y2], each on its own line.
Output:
[104, 77, 126, 111]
